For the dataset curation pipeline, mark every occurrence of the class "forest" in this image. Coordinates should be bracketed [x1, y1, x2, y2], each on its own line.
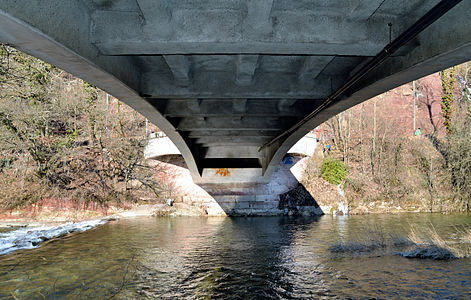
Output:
[0, 45, 158, 213]
[305, 62, 471, 213]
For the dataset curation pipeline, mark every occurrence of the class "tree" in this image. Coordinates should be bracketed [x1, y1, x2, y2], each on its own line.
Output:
[441, 67, 456, 134]
[0, 44, 161, 211]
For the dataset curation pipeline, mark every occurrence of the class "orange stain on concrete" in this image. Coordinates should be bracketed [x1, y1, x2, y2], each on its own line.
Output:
[216, 168, 231, 176]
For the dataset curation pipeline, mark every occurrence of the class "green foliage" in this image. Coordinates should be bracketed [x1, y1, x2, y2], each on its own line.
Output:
[83, 81, 98, 105]
[441, 67, 456, 134]
[0, 158, 13, 172]
[321, 157, 347, 185]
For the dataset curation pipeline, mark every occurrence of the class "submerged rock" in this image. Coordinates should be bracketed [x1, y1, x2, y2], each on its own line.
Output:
[400, 245, 457, 260]
[329, 241, 377, 253]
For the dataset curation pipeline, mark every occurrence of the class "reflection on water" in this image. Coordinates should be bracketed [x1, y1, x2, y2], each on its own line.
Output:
[0, 214, 471, 299]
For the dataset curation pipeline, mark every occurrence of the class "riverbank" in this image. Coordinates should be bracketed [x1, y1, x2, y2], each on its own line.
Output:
[0, 202, 211, 229]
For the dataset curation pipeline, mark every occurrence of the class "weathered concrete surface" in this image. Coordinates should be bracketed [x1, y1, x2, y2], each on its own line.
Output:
[144, 136, 181, 159]
[148, 154, 322, 216]
[145, 132, 317, 159]
[0, 0, 470, 187]
[287, 132, 317, 157]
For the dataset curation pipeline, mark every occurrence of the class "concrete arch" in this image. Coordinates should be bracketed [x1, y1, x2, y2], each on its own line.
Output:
[262, 0, 471, 178]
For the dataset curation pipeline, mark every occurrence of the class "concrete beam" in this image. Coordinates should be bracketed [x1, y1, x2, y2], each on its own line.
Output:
[186, 99, 202, 113]
[235, 55, 259, 86]
[298, 56, 335, 83]
[188, 130, 278, 138]
[196, 136, 273, 146]
[204, 145, 260, 158]
[277, 99, 297, 112]
[176, 117, 295, 131]
[96, 41, 385, 56]
[135, 0, 173, 38]
[141, 68, 335, 99]
[197, 168, 265, 184]
[166, 112, 305, 118]
[232, 99, 247, 113]
[90, 11, 400, 56]
[163, 55, 191, 86]
[245, 0, 274, 36]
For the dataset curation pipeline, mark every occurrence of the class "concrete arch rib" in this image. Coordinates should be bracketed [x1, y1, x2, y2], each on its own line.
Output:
[0, 8, 200, 178]
[263, 0, 471, 179]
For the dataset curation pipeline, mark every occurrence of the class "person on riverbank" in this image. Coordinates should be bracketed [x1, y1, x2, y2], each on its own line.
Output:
[415, 127, 422, 136]
[315, 127, 321, 142]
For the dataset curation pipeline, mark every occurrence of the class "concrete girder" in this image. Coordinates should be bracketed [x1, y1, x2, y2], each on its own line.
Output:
[187, 130, 279, 138]
[90, 7, 417, 56]
[135, 0, 173, 38]
[140, 62, 339, 99]
[271, 0, 412, 19]
[235, 55, 259, 86]
[163, 102, 316, 118]
[155, 98, 321, 118]
[277, 99, 297, 112]
[204, 145, 261, 159]
[245, 0, 274, 36]
[174, 117, 299, 132]
[163, 55, 191, 86]
[298, 56, 335, 84]
[196, 136, 273, 146]
[186, 99, 202, 113]
[83, 0, 142, 11]
[232, 99, 247, 113]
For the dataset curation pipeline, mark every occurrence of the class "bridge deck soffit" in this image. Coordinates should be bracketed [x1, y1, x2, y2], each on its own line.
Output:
[0, 0, 469, 181]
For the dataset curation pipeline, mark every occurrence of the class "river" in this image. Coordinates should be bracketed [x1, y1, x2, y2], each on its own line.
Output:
[0, 213, 470, 299]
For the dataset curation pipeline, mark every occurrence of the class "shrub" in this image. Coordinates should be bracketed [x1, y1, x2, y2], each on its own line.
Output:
[320, 157, 347, 185]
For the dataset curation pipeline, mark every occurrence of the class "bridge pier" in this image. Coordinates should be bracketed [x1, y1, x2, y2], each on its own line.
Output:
[145, 134, 322, 216]
[148, 153, 322, 216]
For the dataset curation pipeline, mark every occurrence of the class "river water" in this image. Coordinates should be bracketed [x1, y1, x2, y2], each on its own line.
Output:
[0, 214, 470, 299]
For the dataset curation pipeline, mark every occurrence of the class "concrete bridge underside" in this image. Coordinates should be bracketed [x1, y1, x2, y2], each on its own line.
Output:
[0, 0, 470, 188]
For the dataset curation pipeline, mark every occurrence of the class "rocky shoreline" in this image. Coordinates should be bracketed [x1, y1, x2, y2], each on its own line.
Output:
[0, 200, 438, 230]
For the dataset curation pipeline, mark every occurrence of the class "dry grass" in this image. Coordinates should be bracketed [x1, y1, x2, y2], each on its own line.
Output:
[329, 223, 471, 260]
[329, 225, 413, 254]
[407, 223, 448, 247]
[452, 225, 471, 243]
[402, 223, 471, 259]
